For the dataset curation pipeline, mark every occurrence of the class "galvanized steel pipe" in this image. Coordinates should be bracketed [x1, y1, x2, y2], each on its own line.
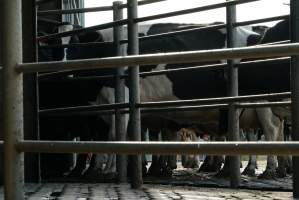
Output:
[18, 43, 299, 73]
[16, 141, 299, 156]
[2, 0, 24, 199]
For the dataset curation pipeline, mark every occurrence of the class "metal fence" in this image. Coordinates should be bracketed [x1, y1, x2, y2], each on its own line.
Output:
[2, 0, 299, 199]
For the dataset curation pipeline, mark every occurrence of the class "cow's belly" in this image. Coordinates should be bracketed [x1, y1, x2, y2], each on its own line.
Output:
[153, 109, 220, 128]
[239, 108, 260, 130]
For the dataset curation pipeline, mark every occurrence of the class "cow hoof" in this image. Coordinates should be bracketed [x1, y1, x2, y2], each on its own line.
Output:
[147, 165, 161, 177]
[198, 162, 221, 172]
[65, 167, 85, 179]
[242, 167, 256, 177]
[276, 167, 287, 178]
[258, 169, 276, 179]
[287, 166, 293, 174]
[215, 168, 230, 178]
[142, 165, 148, 176]
[198, 163, 214, 172]
[161, 166, 173, 177]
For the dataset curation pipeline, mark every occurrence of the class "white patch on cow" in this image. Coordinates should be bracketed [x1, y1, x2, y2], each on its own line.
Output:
[58, 24, 74, 61]
[219, 26, 259, 63]
[140, 64, 179, 102]
[235, 26, 259, 48]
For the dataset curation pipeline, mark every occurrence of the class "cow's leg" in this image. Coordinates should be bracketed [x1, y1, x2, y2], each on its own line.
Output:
[164, 128, 178, 170]
[147, 131, 162, 176]
[141, 128, 149, 176]
[276, 120, 288, 178]
[256, 108, 280, 179]
[199, 135, 224, 173]
[242, 129, 258, 177]
[102, 123, 116, 174]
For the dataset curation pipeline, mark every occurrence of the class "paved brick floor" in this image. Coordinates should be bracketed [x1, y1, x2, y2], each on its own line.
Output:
[0, 183, 294, 199]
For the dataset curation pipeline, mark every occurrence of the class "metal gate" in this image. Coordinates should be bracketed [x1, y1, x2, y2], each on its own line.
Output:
[2, 0, 299, 199]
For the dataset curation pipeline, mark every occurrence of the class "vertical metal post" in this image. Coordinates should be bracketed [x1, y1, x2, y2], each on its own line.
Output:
[113, 1, 127, 183]
[291, 0, 299, 198]
[3, 0, 24, 199]
[0, 0, 4, 185]
[22, 0, 41, 183]
[127, 0, 143, 188]
[226, 2, 240, 188]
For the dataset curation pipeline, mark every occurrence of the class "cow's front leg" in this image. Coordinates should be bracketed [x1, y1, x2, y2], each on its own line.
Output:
[102, 115, 116, 174]
[199, 135, 224, 173]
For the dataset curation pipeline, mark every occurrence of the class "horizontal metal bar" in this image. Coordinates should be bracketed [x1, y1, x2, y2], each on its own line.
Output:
[38, 24, 227, 49]
[16, 141, 299, 156]
[139, 93, 290, 108]
[37, 0, 259, 41]
[124, 24, 226, 44]
[37, 19, 128, 41]
[18, 43, 299, 73]
[237, 101, 291, 108]
[135, 0, 260, 23]
[38, 6, 114, 16]
[234, 15, 289, 27]
[38, 56, 290, 83]
[139, 57, 290, 77]
[39, 102, 129, 116]
[39, 100, 290, 117]
[37, 0, 167, 15]
[141, 101, 291, 113]
[38, 41, 113, 49]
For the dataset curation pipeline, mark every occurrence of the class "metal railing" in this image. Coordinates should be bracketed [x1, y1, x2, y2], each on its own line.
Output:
[2, 0, 299, 199]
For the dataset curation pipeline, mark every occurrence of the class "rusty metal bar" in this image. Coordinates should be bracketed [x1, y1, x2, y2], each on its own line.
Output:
[18, 43, 299, 73]
[135, 0, 260, 23]
[226, 2, 240, 188]
[16, 141, 299, 156]
[291, 0, 299, 198]
[113, 1, 127, 183]
[3, 0, 24, 199]
[127, 0, 142, 189]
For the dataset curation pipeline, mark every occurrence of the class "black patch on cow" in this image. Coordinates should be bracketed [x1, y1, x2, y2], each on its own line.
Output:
[138, 27, 227, 99]
[260, 17, 289, 44]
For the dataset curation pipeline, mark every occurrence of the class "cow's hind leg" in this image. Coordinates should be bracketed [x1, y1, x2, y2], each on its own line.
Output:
[256, 108, 281, 179]
[242, 129, 258, 177]
[276, 120, 288, 178]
